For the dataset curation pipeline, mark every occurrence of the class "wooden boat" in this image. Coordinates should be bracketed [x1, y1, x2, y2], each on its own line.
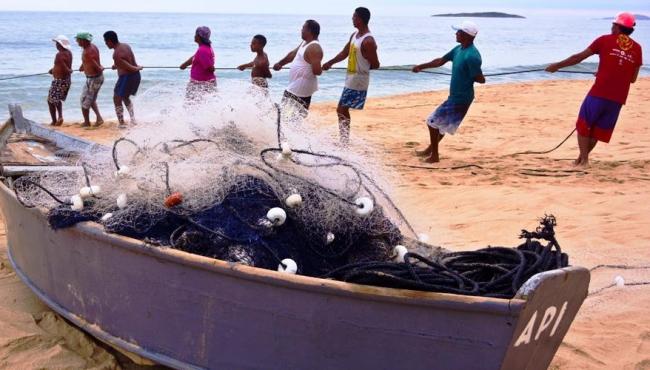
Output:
[0, 104, 590, 370]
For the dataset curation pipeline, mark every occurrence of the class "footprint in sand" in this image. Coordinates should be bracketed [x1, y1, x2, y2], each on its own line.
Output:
[560, 342, 606, 366]
[404, 141, 419, 148]
[636, 359, 650, 370]
[637, 331, 650, 355]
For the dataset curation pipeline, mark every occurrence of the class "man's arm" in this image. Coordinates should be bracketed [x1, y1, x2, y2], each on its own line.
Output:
[304, 44, 323, 76]
[467, 56, 485, 84]
[322, 34, 352, 71]
[273, 44, 301, 71]
[114, 51, 142, 73]
[79, 51, 86, 71]
[546, 48, 594, 73]
[631, 66, 641, 83]
[360, 36, 380, 70]
[412, 57, 448, 72]
[88, 48, 103, 71]
[49, 53, 61, 74]
[259, 56, 272, 78]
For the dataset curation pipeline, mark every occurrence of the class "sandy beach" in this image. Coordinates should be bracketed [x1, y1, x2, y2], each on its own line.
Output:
[1, 77, 649, 369]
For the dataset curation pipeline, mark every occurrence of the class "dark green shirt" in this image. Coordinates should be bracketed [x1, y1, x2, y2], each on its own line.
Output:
[443, 44, 482, 105]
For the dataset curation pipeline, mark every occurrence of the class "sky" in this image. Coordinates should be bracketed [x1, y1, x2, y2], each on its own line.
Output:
[1, 0, 649, 17]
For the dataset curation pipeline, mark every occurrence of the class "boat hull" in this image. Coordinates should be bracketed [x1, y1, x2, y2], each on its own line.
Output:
[0, 107, 590, 369]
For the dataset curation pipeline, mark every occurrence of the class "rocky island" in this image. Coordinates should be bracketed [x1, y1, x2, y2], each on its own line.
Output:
[432, 12, 525, 18]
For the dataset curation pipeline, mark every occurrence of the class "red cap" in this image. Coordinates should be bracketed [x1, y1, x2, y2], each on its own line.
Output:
[614, 12, 636, 28]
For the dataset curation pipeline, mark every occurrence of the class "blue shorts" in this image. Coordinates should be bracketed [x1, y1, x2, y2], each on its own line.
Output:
[426, 100, 471, 135]
[114, 72, 141, 98]
[576, 95, 622, 143]
[339, 88, 367, 110]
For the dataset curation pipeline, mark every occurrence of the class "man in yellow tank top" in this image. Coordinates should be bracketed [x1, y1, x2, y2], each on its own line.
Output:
[323, 7, 380, 145]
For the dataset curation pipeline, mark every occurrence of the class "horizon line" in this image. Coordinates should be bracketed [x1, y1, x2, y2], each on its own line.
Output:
[1, 9, 647, 18]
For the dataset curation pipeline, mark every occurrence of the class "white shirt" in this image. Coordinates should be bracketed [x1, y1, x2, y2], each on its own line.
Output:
[287, 41, 320, 98]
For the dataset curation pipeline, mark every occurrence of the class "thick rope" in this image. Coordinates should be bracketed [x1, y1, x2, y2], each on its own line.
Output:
[0, 66, 599, 81]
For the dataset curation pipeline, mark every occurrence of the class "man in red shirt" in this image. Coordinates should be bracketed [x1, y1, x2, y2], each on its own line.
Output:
[546, 12, 643, 166]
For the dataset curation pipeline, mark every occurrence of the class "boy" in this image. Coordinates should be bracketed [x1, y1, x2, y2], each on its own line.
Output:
[238, 34, 272, 88]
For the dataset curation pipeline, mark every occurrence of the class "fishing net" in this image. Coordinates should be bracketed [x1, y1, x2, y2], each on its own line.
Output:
[9, 80, 568, 298]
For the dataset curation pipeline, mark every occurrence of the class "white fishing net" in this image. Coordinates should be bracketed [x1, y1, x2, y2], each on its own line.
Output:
[13, 79, 419, 275]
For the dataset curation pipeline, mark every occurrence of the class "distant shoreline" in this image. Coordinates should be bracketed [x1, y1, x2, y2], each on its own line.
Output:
[432, 12, 525, 19]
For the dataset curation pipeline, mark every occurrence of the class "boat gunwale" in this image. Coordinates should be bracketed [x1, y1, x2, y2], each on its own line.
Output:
[0, 182, 526, 315]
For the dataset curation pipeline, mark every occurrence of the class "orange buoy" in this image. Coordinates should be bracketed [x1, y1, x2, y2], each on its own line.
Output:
[164, 192, 183, 208]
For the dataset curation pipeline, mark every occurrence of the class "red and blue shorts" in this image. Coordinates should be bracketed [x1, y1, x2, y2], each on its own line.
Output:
[576, 95, 622, 143]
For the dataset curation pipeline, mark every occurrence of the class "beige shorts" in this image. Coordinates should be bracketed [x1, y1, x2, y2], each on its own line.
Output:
[80, 74, 104, 109]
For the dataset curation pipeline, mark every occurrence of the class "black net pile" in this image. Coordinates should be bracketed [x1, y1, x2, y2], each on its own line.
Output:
[46, 175, 401, 277]
[325, 216, 568, 298]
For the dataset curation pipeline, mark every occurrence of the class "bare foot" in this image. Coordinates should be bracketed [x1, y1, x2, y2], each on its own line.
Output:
[118, 123, 128, 129]
[56, 118, 64, 126]
[422, 155, 440, 164]
[415, 146, 432, 157]
[49, 121, 57, 126]
[573, 156, 590, 167]
[94, 119, 104, 127]
[80, 122, 91, 128]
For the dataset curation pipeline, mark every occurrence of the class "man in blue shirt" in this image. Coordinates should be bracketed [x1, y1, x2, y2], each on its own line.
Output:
[412, 21, 485, 163]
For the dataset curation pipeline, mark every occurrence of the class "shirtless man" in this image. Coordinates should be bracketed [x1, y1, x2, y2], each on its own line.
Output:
[238, 34, 272, 88]
[273, 20, 323, 114]
[75, 32, 104, 127]
[104, 31, 143, 128]
[47, 35, 73, 126]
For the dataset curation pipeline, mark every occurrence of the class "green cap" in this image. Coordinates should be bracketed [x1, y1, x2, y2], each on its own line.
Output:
[75, 32, 93, 42]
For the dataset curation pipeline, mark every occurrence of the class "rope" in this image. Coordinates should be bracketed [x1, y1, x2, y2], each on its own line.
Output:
[590, 264, 650, 271]
[0, 72, 50, 81]
[510, 128, 577, 156]
[325, 215, 567, 298]
[587, 264, 650, 296]
[389, 163, 485, 170]
[12, 177, 72, 207]
[0, 66, 598, 81]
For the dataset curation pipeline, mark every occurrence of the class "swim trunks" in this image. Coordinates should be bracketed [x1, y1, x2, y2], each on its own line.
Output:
[338, 87, 367, 110]
[81, 74, 104, 109]
[282, 90, 311, 110]
[576, 95, 622, 143]
[426, 99, 471, 135]
[47, 78, 71, 104]
[114, 72, 141, 98]
[252, 77, 268, 89]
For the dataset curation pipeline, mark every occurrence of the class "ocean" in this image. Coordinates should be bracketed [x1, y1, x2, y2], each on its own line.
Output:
[0, 11, 648, 123]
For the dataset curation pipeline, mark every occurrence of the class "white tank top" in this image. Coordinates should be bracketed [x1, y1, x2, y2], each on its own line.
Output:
[345, 31, 373, 91]
[287, 40, 320, 97]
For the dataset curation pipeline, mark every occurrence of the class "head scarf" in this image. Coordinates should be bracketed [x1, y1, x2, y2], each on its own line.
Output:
[195, 26, 211, 45]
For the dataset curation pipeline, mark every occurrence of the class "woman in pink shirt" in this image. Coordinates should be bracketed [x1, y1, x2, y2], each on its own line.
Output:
[180, 26, 216, 101]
